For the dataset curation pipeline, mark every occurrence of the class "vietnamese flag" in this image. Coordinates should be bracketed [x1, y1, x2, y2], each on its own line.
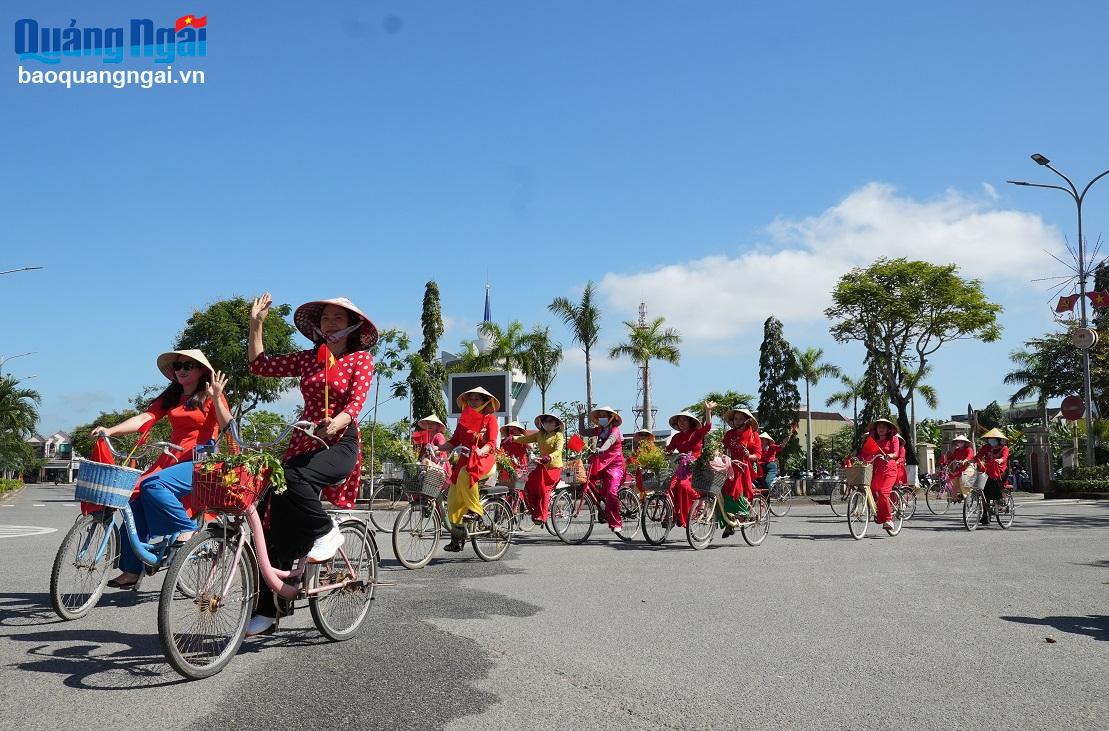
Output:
[458, 406, 485, 434]
[1056, 294, 1080, 313]
[567, 434, 586, 453]
[175, 14, 208, 33]
[1086, 290, 1109, 309]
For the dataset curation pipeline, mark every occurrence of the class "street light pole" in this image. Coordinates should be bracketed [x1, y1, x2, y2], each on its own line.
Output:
[0, 352, 36, 376]
[1008, 154, 1109, 466]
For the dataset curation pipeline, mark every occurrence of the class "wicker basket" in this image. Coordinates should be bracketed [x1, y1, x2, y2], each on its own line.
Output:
[691, 466, 725, 496]
[74, 460, 142, 509]
[408, 464, 448, 497]
[640, 469, 673, 494]
[192, 462, 271, 513]
[843, 463, 873, 487]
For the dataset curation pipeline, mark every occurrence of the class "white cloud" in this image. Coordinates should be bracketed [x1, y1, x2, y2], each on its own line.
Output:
[599, 183, 1064, 343]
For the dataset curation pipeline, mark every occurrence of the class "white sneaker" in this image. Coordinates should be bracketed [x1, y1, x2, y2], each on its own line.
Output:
[246, 614, 275, 636]
[612, 526, 623, 536]
[307, 521, 343, 563]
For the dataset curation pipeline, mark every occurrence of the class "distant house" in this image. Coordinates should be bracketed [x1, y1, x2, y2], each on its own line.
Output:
[25, 431, 79, 482]
[795, 409, 852, 447]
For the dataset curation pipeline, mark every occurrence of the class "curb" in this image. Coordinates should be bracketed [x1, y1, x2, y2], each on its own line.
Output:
[0, 485, 27, 505]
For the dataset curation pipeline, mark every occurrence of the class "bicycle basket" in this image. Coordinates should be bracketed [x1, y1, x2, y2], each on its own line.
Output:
[843, 463, 872, 487]
[640, 469, 673, 493]
[410, 464, 448, 497]
[74, 460, 142, 509]
[973, 471, 989, 490]
[691, 465, 725, 496]
[192, 462, 271, 513]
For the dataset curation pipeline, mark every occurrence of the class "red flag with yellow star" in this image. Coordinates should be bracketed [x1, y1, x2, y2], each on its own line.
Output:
[175, 14, 208, 33]
[1086, 290, 1109, 309]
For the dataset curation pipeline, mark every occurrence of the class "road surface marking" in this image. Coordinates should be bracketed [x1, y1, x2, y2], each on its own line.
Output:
[0, 525, 58, 538]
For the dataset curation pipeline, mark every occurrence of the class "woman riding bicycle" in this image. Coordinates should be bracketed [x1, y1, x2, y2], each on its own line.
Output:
[584, 405, 626, 537]
[974, 428, 1010, 527]
[93, 349, 232, 589]
[857, 417, 900, 534]
[413, 414, 449, 469]
[720, 407, 760, 537]
[630, 428, 656, 498]
[500, 421, 530, 476]
[443, 387, 501, 552]
[246, 293, 376, 636]
[512, 413, 565, 528]
[665, 401, 715, 528]
[940, 434, 974, 502]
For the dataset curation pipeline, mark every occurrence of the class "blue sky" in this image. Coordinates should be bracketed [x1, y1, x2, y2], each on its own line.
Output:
[3, 1, 1108, 437]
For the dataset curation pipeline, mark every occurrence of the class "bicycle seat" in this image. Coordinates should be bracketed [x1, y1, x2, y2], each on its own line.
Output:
[481, 485, 510, 496]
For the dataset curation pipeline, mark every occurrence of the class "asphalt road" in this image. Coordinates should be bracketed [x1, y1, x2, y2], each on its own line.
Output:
[1, 484, 1107, 731]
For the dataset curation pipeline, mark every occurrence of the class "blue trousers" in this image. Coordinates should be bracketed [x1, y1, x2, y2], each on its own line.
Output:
[760, 461, 779, 488]
[118, 461, 197, 573]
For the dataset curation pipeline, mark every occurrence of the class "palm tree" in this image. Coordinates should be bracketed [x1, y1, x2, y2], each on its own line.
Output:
[525, 326, 562, 413]
[477, 320, 535, 375]
[0, 375, 40, 435]
[793, 347, 842, 474]
[905, 362, 938, 446]
[609, 316, 682, 431]
[825, 374, 865, 453]
[549, 282, 602, 413]
[1004, 347, 1052, 427]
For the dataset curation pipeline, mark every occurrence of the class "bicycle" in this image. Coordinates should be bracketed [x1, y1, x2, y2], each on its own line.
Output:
[640, 468, 677, 545]
[49, 437, 195, 620]
[549, 468, 642, 545]
[827, 479, 850, 517]
[502, 476, 536, 534]
[390, 461, 514, 569]
[766, 475, 793, 517]
[896, 483, 917, 521]
[962, 473, 1015, 531]
[686, 470, 771, 550]
[844, 463, 905, 540]
[157, 420, 380, 680]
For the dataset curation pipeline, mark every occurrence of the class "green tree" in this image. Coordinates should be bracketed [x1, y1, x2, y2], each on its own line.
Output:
[0, 431, 37, 479]
[476, 320, 536, 374]
[916, 418, 943, 449]
[408, 281, 448, 422]
[241, 409, 289, 447]
[0, 375, 40, 435]
[360, 419, 416, 475]
[549, 281, 602, 413]
[826, 258, 1002, 463]
[825, 373, 865, 454]
[609, 316, 682, 431]
[686, 390, 755, 429]
[977, 400, 1006, 431]
[549, 400, 585, 435]
[793, 346, 842, 474]
[525, 326, 562, 413]
[857, 352, 890, 446]
[756, 317, 802, 466]
[176, 296, 297, 417]
[366, 328, 411, 476]
[905, 361, 939, 441]
[812, 425, 855, 474]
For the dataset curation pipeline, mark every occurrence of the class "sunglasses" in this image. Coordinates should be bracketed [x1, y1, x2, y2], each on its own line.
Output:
[172, 361, 200, 372]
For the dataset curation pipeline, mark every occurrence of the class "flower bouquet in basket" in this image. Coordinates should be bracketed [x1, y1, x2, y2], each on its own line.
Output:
[495, 450, 517, 487]
[194, 451, 285, 512]
[636, 444, 669, 491]
[843, 458, 872, 487]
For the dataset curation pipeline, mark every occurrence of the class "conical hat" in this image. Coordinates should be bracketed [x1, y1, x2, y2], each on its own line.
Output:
[723, 407, 758, 428]
[951, 434, 970, 443]
[634, 428, 655, 438]
[456, 386, 501, 413]
[758, 431, 773, 441]
[589, 406, 623, 428]
[867, 417, 897, 433]
[156, 349, 214, 381]
[503, 421, 526, 434]
[534, 413, 565, 431]
[417, 414, 446, 432]
[668, 411, 702, 430]
[294, 297, 378, 351]
[980, 427, 1008, 441]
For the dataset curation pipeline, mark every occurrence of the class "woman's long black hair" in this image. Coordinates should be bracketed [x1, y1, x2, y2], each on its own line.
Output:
[154, 368, 212, 411]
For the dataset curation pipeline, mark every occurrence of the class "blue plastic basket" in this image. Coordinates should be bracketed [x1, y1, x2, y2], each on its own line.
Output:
[75, 459, 142, 509]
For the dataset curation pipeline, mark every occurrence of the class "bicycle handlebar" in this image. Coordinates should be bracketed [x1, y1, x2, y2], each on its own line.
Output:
[224, 419, 328, 451]
[96, 435, 184, 459]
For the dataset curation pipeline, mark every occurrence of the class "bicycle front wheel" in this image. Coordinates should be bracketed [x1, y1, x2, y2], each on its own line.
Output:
[847, 490, 869, 540]
[995, 492, 1015, 529]
[925, 482, 951, 515]
[368, 482, 406, 533]
[768, 479, 792, 517]
[741, 495, 771, 546]
[158, 529, 254, 680]
[551, 490, 595, 545]
[829, 483, 849, 517]
[391, 502, 441, 570]
[686, 496, 717, 550]
[885, 490, 904, 536]
[616, 486, 642, 541]
[640, 493, 673, 546]
[309, 520, 378, 640]
[962, 491, 983, 531]
[472, 497, 514, 561]
[50, 512, 119, 620]
[899, 487, 917, 521]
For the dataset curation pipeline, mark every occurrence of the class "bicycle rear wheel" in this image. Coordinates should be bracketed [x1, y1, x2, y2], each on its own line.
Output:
[158, 529, 253, 680]
[50, 512, 118, 620]
[829, 483, 849, 517]
[640, 493, 673, 546]
[616, 486, 642, 541]
[512, 490, 536, 533]
[686, 496, 717, 550]
[885, 490, 904, 536]
[925, 482, 951, 515]
[368, 482, 406, 533]
[472, 497, 514, 561]
[309, 520, 378, 640]
[768, 479, 792, 517]
[962, 491, 983, 531]
[741, 495, 771, 546]
[995, 492, 1015, 529]
[551, 490, 595, 545]
[847, 490, 869, 540]
[391, 502, 441, 570]
[899, 487, 917, 521]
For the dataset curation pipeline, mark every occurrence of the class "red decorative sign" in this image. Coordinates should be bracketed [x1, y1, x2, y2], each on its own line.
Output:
[1061, 395, 1085, 421]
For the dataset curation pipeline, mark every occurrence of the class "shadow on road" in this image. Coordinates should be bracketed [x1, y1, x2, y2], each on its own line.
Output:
[1000, 614, 1109, 642]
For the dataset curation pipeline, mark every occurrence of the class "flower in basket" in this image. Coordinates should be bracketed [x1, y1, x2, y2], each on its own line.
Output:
[495, 450, 517, 480]
[636, 443, 669, 473]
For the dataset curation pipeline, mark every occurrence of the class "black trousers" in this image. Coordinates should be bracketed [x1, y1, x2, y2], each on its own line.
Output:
[982, 476, 1005, 523]
[256, 427, 358, 617]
